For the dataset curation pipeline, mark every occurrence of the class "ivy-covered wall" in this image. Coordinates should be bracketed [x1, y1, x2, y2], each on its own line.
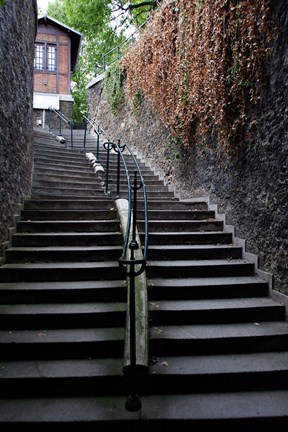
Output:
[0, 0, 37, 248]
[88, 0, 288, 295]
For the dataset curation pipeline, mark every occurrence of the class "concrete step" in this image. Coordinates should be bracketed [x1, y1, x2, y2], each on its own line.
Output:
[140, 209, 216, 220]
[31, 186, 103, 197]
[149, 321, 288, 355]
[147, 351, 288, 393]
[148, 297, 285, 324]
[0, 261, 125, 282]
[0, 302, 126, 329]
[0, 327, 124, 360]
[147, 244, 242, 260]
[11, 232, 123, 247]
[32, 172, 163, 185]
[16, 220, 120, 233]
[143, 231, 233, 245]
[148, 276, 269, 299]
[146, 259, 255, 278]
[32, 179, 103, 190]
[5, 245, 123, 263]
[2, 351, 287, 398]
[0, 280, 127, 304]
[20, 209, 118, 221]
[23, 199, 116, 210]
[0, 358, 125, 397]
[0, 391, 287, 430]
[140, 219, 224, 232]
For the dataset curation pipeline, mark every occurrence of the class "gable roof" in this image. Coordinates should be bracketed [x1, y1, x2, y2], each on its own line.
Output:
[37, 15, 81, 73]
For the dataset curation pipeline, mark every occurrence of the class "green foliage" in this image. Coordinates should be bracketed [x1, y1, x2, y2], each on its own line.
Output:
[46, 0, 162, 120]
[132, 88, 143, 115]
[0, 0, 5, 6]
[104, 62, 124, 114]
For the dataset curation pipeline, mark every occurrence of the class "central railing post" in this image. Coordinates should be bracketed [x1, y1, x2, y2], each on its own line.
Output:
[125, 171, 142, 412]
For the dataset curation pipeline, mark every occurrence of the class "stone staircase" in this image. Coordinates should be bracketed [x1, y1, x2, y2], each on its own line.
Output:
[0, 128, 287, 430]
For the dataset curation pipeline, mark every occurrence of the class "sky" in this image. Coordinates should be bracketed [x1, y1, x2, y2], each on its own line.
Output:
[37, 0, 52, 14]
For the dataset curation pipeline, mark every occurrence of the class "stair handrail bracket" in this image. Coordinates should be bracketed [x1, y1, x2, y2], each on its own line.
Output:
[47, 106, 75, 149]
[110, 140, 149, 412]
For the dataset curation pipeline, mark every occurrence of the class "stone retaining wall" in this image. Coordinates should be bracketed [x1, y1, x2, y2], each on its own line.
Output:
[0, 0, 37, 248]
[88, 0, 287, 294]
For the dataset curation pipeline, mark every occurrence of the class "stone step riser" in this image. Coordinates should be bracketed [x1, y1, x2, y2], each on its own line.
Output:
[0, 377, 127, 398]
[149, 306, 285, 325]
[33, 173, 163, 185]
[142, 232, 233, 245]
[147, 247, 242, 261]
[32, 181, 171, 193]
[146, 262, 255, 279]
[16, 221, 119, 233]
[24, 200, 117, 210]
[0, 281, 126, 304]
[20, 210, 215, 221]
[12, 234, 122, 247]
[140, 221, 223, 232]
[1, 369, 288, 399]
[149, 334, 288, 357]
[5, 246, 241, 264]
[23, 200, 208, 211]
[5, 248, 122, 263]
[148, 282, 269, 300]
[31, 188, 174, 199]
[20, 210, 118, 221]
[0, 339, 124, 361]
[0, 311, 126, 330]
[0, 267, 124, 283]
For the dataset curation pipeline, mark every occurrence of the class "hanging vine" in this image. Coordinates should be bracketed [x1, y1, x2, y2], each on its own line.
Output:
[121, 0, 274, 157]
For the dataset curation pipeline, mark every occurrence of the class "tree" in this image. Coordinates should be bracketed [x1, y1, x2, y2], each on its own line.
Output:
[47, 0, 162, 120]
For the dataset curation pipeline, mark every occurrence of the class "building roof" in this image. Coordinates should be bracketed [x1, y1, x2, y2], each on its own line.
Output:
[37, 15, 81, 73]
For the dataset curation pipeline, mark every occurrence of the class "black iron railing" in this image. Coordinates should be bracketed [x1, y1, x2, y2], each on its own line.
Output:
[47, 107, 74, 149]
[86, 118, 149, 411]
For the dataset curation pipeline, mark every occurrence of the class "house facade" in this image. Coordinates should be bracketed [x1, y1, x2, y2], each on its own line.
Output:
[33, 15, 81, 129]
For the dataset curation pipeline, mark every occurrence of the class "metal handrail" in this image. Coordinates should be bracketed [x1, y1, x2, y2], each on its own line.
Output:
[94, 21, 147, 76]
[47, 107, 74, 149]
[85, 116, 148, 411]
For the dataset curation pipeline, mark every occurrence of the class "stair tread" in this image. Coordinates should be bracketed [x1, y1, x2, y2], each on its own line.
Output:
[150, 351, 288, 375]
[0, 391, 287, 422]
[0, 327, 124, 343]
[148, 276, 266, 286]
[6, 246, 122, 252]
[1, 261, 120, 269]
[0, 280, 126, 291]
[148, 259, 252, 266]
[0, 358, 123, 378]
[149, 297, 282, 311]
[150, 321, 288, 339]
[0, 303, 126, 315]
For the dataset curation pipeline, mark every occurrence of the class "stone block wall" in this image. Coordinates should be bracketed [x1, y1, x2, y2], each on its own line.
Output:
[87, 0, 288, 294]
[0, 0, 37, 248]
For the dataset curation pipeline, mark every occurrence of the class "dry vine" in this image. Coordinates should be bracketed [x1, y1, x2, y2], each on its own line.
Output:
[121, 0, 274, 157]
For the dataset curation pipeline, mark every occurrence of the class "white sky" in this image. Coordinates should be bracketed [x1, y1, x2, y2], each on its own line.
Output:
[37, 0, 53, 14]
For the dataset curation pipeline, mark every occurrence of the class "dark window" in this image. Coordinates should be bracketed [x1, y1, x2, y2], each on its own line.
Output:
[34, 43, 57, 72]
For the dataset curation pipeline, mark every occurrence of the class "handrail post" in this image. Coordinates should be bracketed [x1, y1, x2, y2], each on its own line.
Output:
[96, 125, 101, 160]
[59, 115, 62, 136]
[83, 118, 88, 152]
[125, 171, 142, 412]
[70, 120, 74, 149]
[48, 108, 51, 131]
[116, 140, 121, 199]
[104, 140, 113, 196]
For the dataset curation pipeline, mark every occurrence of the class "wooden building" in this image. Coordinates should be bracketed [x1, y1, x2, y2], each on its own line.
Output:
[33, 15, 81, 128]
